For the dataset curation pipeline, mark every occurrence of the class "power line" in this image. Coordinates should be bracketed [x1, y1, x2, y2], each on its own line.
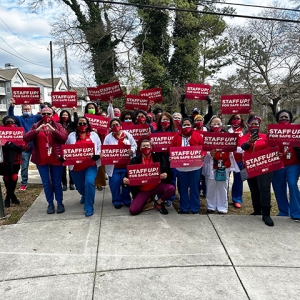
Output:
[85, 0, 300, 23]
[0, 37, 51, 64]
[201, 1, 300, 13]
[0, 17, 46, 50]
[0, 47, 59, 69]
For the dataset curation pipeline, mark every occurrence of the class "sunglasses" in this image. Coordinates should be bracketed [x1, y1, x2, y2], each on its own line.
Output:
[78, 122, 87, 126]
[124, 117, 132, 120]
[42, 113, 52, 116]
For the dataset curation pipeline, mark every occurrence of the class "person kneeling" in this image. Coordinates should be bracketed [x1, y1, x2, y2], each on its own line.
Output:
[123, 139, 175, 215]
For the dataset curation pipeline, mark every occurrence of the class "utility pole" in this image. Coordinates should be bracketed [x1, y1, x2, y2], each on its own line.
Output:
[64, 40, 70, 91]
[50, 41, 54, 92]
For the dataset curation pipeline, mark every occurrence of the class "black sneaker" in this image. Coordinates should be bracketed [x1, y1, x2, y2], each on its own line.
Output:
[292, 218, 300, 222]
[47, 205, 55, 214]
[154, 200, 168, 215]
[11, 197, 20, 205]
[69, 184, 76, 190]
[4, 197, 10, 208]
[57, 204, 65, 214]
[62, 185, 67, 192]
[114, 204, 123, 209]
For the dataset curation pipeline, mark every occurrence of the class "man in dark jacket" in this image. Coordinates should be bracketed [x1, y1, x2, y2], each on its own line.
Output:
[123, 139, 175, 215]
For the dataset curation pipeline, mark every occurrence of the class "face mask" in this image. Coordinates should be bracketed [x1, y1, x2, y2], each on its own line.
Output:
[124, 119, 132, 125]
[42, 115, 52, 123]
[5, 123, 15, 127]
[195, 121, 203, 129]
[141, 147, 151, 155]
[278, 120, 289, 124]
[137, 117, 146, 124]
[23, 112, 31, 117]
[62, 116, 69, 122]
[174, 120, 181, 126]
[211, 126, 222, 132]
[160, 121, 170, 128]
[111, 125, 121, 133]
[114, 112, 121, 117]
[231, 120, 242, 127]
[88, 108, 95, 115]
[182, 126, 193, 136]
[78, 125, 88, 132]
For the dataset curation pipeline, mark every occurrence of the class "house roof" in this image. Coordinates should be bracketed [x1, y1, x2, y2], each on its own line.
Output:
[0, 68, 19, 81]
[43, 78, 61, 87]
[23, 73, 52, 88]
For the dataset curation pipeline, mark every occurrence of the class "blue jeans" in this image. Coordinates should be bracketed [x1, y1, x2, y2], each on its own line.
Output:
[177, 168, 201, 213]
[71, 166, 98, 213]
[108, 168, 131, 206]
[21, 150, 32, 185]
[231, 161, 243, 204]
[37, 164, 63, 205]
[272, 164, 300, 218]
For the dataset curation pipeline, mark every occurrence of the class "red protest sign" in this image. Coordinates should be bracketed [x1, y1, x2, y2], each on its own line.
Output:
[150, 132, 177, 152]
[125, 95, 149, 111]
[139, 88, 163, 103]
[0, 127, 25, 146]
[122, 124, 151, 143]
[87, 87, 102, 101]
[243, 147, 284, 178]
[220, 94, 252, 114]
[85, 114, 109, 135]
[202, 132, 238, 152]
[62, 143, 95, 165]
[127, 162, 161, 186]
[12, 87, 40, 105]
[268, 124, 300, 147]
[98, 81, 123, 101]
[51, 91, 77, 108]
[101, 145, 131, 165]
[185, 83, 210, 100]
[169, 146, 204, 168]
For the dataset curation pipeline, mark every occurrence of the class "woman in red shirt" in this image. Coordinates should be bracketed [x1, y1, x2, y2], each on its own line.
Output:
[239, 115, 274, 226]
[24, 107, 68, 214]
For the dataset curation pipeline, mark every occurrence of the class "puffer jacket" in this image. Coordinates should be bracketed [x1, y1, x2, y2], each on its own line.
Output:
[23, 120, 68, 165]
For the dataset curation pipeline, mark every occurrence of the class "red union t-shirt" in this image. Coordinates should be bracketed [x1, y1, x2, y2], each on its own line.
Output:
[139, 155, 159, 192]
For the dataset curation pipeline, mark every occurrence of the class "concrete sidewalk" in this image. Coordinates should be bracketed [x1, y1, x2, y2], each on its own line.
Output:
[1, 183, 300, 300]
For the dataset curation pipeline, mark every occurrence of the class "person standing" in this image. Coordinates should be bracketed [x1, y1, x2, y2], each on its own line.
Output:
[227, 114, 246, 208]
[23, 107, 68, 214]
[239, 115, 274, 226]
[0, 116, 29, 207]
[8, 98, 44, 191]
[272, 110, 300, 222]
[171, 118, 204, 214]
[59, 109, 78, 191]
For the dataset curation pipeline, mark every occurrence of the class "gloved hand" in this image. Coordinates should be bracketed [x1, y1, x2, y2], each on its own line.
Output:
[180, 94, 186, 103]
[92, 154, 100, 161]
[59, 156, 66, 163]
[206, 96, 212, 105]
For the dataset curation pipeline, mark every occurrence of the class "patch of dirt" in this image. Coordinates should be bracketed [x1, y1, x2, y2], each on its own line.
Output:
[0, 183, 43, 226]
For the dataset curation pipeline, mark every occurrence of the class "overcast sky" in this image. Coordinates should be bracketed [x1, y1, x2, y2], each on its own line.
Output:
[0, 0, 292, 87]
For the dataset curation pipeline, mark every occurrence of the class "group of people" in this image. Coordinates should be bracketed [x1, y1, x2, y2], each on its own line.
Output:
[1, 95, 300, 227]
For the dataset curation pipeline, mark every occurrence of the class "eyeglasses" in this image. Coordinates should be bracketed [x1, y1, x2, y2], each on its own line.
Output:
[5, 121, 15, 124]
[42, 113, 52, 116]
[23, 108, 31, 111]
[174, 117, 181, 120]
[78, 122, 87, 126]
[124, 117, 132, 120]
[137, 115, 145, 118]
